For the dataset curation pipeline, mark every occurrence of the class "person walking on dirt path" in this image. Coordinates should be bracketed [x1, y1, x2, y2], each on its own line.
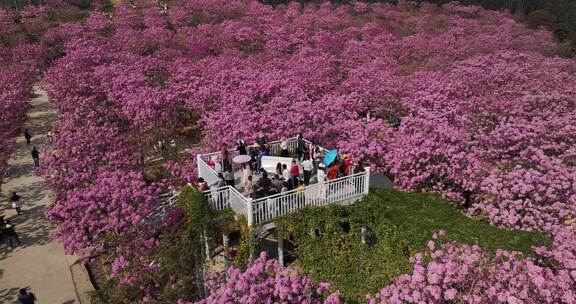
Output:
[24, 129, 32, 145]
[31, 147, 40, 167]
[10, 192, 22, 215]
[3, 221, 21, 248]
[18, 288, 36, 304]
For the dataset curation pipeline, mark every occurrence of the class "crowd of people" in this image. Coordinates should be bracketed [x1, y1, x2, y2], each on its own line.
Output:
[1, 128, 45, 248]
[196, 134, 364, 201]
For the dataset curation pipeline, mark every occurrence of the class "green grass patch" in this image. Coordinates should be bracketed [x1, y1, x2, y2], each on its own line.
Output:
[276, 188, 550, 303]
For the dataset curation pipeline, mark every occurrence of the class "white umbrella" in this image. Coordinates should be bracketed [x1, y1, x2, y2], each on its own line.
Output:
[232, 155, 251, 164]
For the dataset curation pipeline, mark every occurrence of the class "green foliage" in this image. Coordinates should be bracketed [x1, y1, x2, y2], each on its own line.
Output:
[232, 216, 258, 269]
[91, 186, 236, 303]
[276, 188, 550, 303]
[178, 186, 215, 232]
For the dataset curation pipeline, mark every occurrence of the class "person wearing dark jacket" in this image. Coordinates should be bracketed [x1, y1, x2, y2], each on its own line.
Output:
[296, 133, 306, 161]
[18, 288, 36, 304]
[236, 139, 247, 155]
[4, 221, 21, 248]
[256, 171, 272, 198]
[31, 147, 40, 167]
[24, 129, 32, 145]
[11, 192, 22, 215]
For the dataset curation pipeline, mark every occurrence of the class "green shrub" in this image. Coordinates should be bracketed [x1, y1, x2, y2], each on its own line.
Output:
[276, 188, 550, 303]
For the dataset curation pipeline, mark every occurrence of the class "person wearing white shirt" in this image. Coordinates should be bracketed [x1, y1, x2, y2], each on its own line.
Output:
[317, 163, 326, 201]
[301, 156, 313, 185]
[282, 164, 291, 189]
[280, 138, 289, 157]
[214, 161, 222, 174]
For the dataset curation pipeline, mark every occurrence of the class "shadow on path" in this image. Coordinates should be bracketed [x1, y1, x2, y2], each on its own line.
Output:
[0, 86, 86, 304]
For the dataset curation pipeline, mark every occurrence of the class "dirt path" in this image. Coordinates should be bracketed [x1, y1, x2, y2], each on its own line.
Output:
[0, 86, 93, 304]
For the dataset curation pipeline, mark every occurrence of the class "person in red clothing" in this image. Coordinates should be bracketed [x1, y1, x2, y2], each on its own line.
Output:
[340, 154, 351, 176]
[290, 160, 300, 190]
[327, 161, 340, 180]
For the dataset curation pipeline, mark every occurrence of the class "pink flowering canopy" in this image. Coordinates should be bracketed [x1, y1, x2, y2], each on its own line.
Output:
[8, 0, 573, 302]
[0, 9, 44, 187]
[369, 230, 576, 304]
[195, 252, 341, 304]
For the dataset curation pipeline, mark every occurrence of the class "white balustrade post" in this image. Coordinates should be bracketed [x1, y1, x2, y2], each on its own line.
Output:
[361, 225, 367, 244]
[364, 166, 371, 195]
[247, 198, 254, 227]
[278, 237, 284, 266]
[196, 154, 202, 178]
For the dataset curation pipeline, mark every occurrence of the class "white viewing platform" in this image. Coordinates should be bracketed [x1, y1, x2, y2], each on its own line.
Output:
[157, 137, 371, 227]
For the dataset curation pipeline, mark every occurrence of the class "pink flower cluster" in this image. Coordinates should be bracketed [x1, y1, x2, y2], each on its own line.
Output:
[40, 32, 163, 253]
[0, 10, 44, 187]
[196, 252, 341, 304]
[369, 231, 576, 304]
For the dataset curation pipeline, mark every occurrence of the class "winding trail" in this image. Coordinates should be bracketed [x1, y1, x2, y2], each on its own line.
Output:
[0, 86, 93, 304]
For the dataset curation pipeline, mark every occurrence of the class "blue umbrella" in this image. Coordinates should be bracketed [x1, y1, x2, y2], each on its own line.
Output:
[323, 149, 338, 167]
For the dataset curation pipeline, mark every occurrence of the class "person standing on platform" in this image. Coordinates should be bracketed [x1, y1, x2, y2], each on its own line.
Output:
[280, 138, 289, 157]
[224, 166, 235, 187]
[327, 162, 339, 180]
[301, 156, 313, 185]
[196, 178, 209, 192]
[313, 147, 322, 175]
[290, 160, 300, 190]
[282, 164, 291, 190]
[221, 144, 230, 172]
[242, 163, 252, 193]
[317, 163, 326, 200]
[236, 139, 247, 155]
[341, 154, 352, 176]
[296, 133, 306, 161]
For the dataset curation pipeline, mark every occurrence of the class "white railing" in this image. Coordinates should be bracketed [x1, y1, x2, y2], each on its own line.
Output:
[250, 167, 370, 224]
[189, 137, 368, 227]
[203, 185, 249, 215]
[150, 168, 370, 226]
[145, 191, 180, 223]
[197, 154, 220, 186]
[204, 186, 232, 210]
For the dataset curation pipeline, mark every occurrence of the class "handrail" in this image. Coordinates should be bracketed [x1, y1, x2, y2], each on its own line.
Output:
[250, 168, 370, 224]
[150, 167, 370, 226]
[228, 186, 248, 201]
[252, 169, 367, 204]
